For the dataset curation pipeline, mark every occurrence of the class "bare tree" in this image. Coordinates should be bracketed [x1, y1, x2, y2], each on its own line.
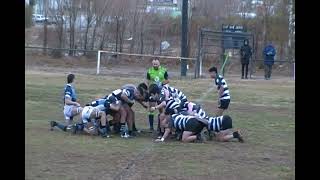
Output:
[43, 0, 49, 55]
[65, 0, 80, 55]
[83, 0, 95, 52]
[95, 0, 112, 50]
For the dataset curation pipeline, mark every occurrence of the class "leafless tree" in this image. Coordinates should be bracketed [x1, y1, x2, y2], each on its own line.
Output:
[64, 0, 80, 55]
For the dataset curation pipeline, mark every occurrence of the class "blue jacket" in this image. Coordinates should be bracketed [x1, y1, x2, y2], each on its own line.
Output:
[263, 44, 276, 65]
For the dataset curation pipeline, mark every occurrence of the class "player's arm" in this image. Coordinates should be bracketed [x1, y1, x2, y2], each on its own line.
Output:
[136, 99, 148, 109]
[216, 79, 224, 97]
[155, 117, 172, 142]
[150, 101, 166, 111]
[218, 86, 224, 97]
[65, 96, 80, 106]
[110, 102, 121, 111]
[162, 71, 169, 85]
[120, 90, 134, 104]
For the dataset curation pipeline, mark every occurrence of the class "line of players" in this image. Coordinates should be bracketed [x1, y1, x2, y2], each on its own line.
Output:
[50, 71, 244, 143]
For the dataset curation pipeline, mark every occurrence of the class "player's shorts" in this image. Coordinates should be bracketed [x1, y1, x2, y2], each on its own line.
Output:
[184, 118, 206, 134]
[218, 99, 230, 110]
[81, 106, 100, 124]
[221, 115, 233, 130]
[63, 105, 76, 120]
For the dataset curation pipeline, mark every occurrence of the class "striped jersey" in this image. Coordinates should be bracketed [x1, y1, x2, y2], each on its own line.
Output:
[165, 98, 182, 115]
[207, 116, 224, 132]
[161, 85, 187, 103]
[215, 75, 230, 100]
[181, 102, 207, 119]
[170, 114, 194, 131]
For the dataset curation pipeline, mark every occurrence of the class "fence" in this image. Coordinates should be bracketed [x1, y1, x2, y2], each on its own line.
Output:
[25, 46, 197, 79]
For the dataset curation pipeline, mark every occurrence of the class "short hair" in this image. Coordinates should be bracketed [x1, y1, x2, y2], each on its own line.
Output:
[149, 84, 160, 95]
[67, 74, 75, 83]
[208, 66, 217, 73]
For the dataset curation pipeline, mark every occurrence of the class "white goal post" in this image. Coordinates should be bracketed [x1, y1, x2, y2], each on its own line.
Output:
[96, 50, 196, 75]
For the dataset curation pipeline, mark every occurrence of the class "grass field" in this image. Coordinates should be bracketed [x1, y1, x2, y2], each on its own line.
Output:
[25, 69, 295, 180]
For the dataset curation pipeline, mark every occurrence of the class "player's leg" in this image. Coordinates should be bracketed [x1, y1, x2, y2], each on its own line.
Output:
[96, 111, 110, 138]
[181, 119, 205, 143]
[148, 101, 157, 131]
[157, 113, 167, 138]
[50, 120, 67, 131]
[215, 129, 244, 143]
[110, 111, 121, 133]
[216, 108, 224, 116]
[119, 105, 128, 137]
[181, 131, 197, 142]
[216, 99, 230, 116]
[126, 106, 135, 137]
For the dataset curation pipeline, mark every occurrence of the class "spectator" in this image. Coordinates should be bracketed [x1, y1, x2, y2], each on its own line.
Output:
[263, 43, 276, 80]
[240, 39, 252, 79]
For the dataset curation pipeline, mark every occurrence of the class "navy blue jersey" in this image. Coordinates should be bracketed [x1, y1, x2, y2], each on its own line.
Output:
[90, 97, 118, 115]
[112, 88, 135, 102]
[63, 84, 77, 104]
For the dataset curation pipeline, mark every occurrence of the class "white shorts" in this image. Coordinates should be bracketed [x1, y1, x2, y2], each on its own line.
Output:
[63, 105, 76, 120]
[81, 106, 100, 124]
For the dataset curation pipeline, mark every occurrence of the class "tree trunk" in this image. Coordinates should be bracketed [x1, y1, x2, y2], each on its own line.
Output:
[43, 0, 48, 55]
[115, 17, 119, 52]
[140, 19, 144, 54]
[90, 22, 97, 50]
[120, 21, 126, 53]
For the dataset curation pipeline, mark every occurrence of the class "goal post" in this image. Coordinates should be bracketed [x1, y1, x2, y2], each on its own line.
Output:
[96, 50, 196, 75]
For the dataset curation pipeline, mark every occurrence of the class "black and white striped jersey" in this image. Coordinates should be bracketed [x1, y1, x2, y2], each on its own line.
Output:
[181, 102, 207, 119]
[206, 116, 224, 132]
[215, 75, 230, 100]
[165, 98, 182, 115]
[170, 114, 194, 131]
[161, 85, 188, 103]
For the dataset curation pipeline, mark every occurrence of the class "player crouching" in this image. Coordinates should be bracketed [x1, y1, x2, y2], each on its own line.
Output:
[72, 105, 111, 138]
[205, 115, 244, 143]
[155, 112, 207, 143]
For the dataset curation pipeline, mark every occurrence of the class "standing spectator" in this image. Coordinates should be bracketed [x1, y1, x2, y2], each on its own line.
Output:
[240, 39, 252, 79]
[263, 43, 276, 80]
[146, 58, 169, 131]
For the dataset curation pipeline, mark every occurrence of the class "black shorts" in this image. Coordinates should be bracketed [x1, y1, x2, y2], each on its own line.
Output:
[221, 115, 233, 130]
[184, 118, 206, 134]
[219, 99, 230, 110]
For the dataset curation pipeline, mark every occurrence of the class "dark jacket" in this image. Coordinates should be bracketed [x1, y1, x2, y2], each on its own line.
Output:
[263, 44, 276, 65]
[240, 44, 252, 64]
